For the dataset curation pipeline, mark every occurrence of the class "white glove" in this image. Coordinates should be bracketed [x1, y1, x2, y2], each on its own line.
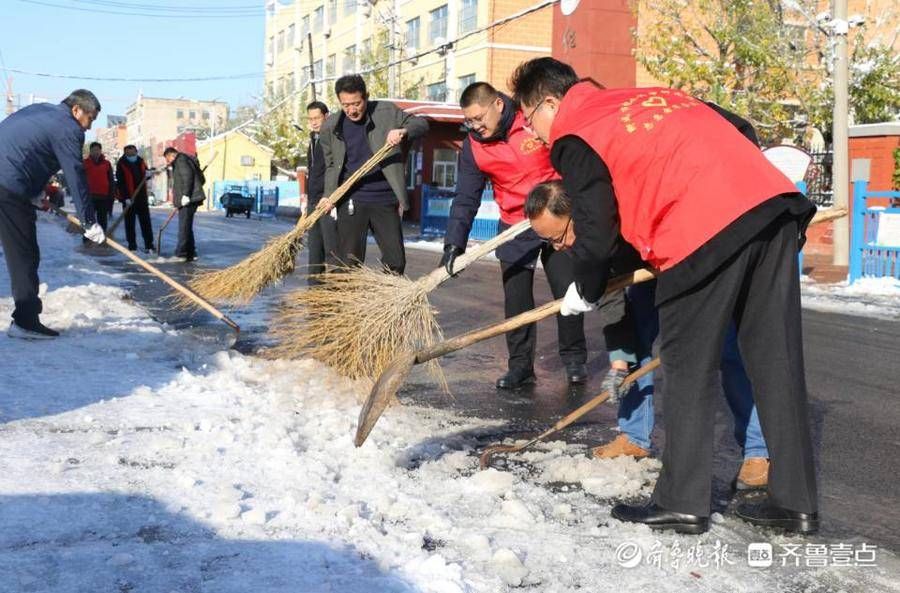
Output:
[181, 195, 191, 207]
[124, 199, 133, 209]
[560, 282, 598, 316]
[84, 222, 106, 244]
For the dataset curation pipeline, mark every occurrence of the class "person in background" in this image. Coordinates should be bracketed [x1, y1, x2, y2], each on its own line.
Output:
[0, 89, 105, 339]
[83, 141, 115, 233]
[116, 145, 155, 253]
[304, 101, 338, 284]
[163, 147, 206, 262]
[318, 74, 428, 274]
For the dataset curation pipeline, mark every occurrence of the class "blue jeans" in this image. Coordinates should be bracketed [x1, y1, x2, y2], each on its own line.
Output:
[610, 282, 769, 459]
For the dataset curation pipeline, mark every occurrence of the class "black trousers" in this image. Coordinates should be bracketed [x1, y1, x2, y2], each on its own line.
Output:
[90, 195, 110, 230]
[125, 199, 154, 250]
[305, 205, 339, 284]
[651, 215, 818, 517]
[175, 203, 199, 258]
[501, 243, 587, 371]
[0, 188, 41, 326]
[336, 200, 405, 274]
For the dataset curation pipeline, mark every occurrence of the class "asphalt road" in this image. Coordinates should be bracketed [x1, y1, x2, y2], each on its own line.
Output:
[88, 208, 900, 553]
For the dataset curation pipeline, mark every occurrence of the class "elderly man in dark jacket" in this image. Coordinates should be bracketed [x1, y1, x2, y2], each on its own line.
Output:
[319, 75, 428, 274]
[0, 89, 104, 339]
[305, 101, 338, 284]
[163, 147, 206, 262]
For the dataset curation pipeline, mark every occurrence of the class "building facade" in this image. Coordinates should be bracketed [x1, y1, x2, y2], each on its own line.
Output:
[263, 0, 553, 112]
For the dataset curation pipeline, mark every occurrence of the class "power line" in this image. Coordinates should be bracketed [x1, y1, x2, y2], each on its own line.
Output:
[17, 0, 264, 18]
[71, 0, 260, 10]
[5, 67, 264, 82]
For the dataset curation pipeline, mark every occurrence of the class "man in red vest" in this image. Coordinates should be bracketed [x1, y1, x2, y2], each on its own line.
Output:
[83, 141, 115, 232]
[511, 57, 818, 534]
[441, 82, 588, 389]
[115, 145, 155, 252]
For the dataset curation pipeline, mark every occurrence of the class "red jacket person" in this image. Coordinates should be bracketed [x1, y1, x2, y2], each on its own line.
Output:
[512, 57, 818, 535]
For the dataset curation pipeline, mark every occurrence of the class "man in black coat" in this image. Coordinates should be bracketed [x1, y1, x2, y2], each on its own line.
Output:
[116, 145, 155, 252]
[305, 101, 338, 284]
[163, 147, 206, 262]
[0, 89, 105, 339]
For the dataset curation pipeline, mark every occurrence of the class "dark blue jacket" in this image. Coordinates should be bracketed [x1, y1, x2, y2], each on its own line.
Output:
[0, 103, 95, 224]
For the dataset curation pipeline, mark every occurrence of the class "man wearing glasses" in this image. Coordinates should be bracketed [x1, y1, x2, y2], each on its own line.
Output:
[441, 81, 594, 390]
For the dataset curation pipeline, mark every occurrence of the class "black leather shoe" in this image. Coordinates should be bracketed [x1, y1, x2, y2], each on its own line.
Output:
[565, 362, 588, 384]
[735, 499, 819, 534]
[496, 368, 536, 390]
[611, 503, 709, 534]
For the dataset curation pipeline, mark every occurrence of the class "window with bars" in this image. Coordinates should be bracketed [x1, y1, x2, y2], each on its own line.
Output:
[302, 15, 310, 36]
[328, 0, 337, 24]
[432, 148, 458, 189]
[459, 0, 477, 34]
[429, 5, 448, 44]
[327, 54, 336, 76]
[287, 24, 295, 48]
[406, 17, 420, 51]
[313, 59, 324, 80]
[344, 0, 356, 16]
[427, 80, 447, 102]
[277, 30, 284, 53]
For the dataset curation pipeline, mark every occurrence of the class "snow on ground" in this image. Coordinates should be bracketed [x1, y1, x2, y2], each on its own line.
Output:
[1, 215, 899, 592]
[800, 276, 900, 320]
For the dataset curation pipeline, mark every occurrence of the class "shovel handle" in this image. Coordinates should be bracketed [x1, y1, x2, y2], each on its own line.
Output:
[50, 206, 239, 333]
[416, 267, 657, 364]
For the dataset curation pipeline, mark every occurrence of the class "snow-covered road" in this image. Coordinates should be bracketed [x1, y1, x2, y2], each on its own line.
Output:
[1, 215, 898, 592]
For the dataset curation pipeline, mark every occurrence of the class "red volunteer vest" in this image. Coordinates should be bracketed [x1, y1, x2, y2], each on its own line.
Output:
[549, 82, 798, 270]
[469, 110, 559, 225]
[119, 159, 147, 198]
[83, 157, 112, 196]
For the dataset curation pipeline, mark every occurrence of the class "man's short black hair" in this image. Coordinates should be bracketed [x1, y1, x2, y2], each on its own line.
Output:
[334, 74, 367, 97]
[509, 57, 579, 107]
[89, 141, 102, 150]
[62, 89, 102, 115]
[123, 144, 137, 152]
[525, 180, 571, 218]
[163, 147, 179, 157]
[306, 101, 329, 115]
[459, 82, 499, 109]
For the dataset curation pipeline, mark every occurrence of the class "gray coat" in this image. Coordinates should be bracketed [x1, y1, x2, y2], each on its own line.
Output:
[319, 100, 428, 211]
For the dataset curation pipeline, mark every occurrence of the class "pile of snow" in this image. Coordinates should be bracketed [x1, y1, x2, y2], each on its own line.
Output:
[0, 216, 898, 592]
[801, 276, 900, 320]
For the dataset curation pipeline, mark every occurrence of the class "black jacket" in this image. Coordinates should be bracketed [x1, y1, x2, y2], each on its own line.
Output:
[116, 156, 149, 203]
[551, 102, 814, 305]
[170, 153, 206, 208]
[306, 133, 326, 211]
[446, 94, 545, 266]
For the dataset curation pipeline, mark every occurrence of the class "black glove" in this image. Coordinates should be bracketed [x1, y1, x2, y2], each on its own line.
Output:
[439, 244, 465, 276]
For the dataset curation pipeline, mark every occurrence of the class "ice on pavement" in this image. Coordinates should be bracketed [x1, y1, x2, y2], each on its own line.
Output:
[1, 215, 898, 592]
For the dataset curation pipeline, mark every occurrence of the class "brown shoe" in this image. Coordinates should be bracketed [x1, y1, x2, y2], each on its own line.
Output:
[591, 434, 650, 459]
[735, 457, 769, 490]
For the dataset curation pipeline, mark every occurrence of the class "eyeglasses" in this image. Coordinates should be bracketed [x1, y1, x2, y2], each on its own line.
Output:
[463, 107, 491, 129]
[524, 100, 546, 127]
[547, 216, 571, 247]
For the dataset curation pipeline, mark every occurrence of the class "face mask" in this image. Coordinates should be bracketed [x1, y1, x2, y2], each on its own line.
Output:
[126, 155, 138, 163]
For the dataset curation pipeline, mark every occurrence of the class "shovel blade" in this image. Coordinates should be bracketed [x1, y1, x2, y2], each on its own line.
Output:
[354, 353, 416, 447]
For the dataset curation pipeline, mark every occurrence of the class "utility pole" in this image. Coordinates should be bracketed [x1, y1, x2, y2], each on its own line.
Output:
[831, 0, 849, 266]
[307, 31, 317, 101]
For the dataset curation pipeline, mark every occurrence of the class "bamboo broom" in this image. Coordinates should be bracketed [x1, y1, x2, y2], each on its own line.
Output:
[267, 219, 533, 384]
[181, 142, 395, 306]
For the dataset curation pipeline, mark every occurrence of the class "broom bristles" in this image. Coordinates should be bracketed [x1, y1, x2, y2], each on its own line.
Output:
[267, 265, 448, 392]
[176, 214, 313, 307]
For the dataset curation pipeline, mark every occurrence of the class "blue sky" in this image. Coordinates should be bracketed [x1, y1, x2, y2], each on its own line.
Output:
[1, 0, 267, 132]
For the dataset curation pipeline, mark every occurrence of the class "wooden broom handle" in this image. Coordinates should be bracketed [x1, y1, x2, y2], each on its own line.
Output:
[415, 267, 657, 364]
[107, 174, 151, 235]
[50, 206, 240, 333]
[419, 220, 532, 291]
[810, 207, 847, 225]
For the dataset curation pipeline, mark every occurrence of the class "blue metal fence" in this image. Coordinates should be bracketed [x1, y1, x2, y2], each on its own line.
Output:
[849, 180, 900, 283]
[420, 183, 500, 241]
